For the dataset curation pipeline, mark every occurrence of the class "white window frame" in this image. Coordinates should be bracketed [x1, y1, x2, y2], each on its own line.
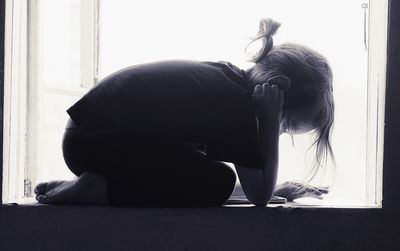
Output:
[364, 0, 387, 207]
[2, 0, 388, 207]
[3, 0, 28, 202]
[2, 0, 100, 203]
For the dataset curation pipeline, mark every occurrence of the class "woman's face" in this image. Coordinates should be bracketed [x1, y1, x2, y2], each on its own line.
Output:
[280, 119, 315, 135]
[280, 106, 319, 135]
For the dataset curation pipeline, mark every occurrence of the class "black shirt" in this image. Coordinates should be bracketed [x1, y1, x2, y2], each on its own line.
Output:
[67, 60, 262, 169]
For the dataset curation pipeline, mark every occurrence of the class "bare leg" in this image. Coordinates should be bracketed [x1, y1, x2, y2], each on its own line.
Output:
[57, 118, 235, 207]
[34, 172, 108, 205]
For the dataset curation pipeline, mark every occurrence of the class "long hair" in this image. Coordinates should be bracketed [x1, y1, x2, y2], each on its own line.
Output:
[246, 18, 335, 184]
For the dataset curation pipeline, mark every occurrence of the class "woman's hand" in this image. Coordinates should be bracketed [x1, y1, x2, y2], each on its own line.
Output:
[253, 82, 284, 123]
[273, 181, 329, 202]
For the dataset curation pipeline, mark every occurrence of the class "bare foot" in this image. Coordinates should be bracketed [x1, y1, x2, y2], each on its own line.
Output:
[34, 172, 108, 205]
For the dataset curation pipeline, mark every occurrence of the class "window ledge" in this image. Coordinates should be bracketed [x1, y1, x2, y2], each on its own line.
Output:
[0, 202, 390, 250]
[5, 196, 382, 209]
[1, 201, 382, 211]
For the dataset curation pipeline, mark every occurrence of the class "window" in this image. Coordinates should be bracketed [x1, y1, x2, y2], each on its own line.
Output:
[2, 0, 388, 207]
[2, 0, 99, 202]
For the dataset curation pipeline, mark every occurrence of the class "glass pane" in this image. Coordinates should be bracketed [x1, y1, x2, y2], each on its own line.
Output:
[99, 0, 369, 206]
[29, 0, 381, 207]
[38, 0, 81, 88]
[36, 93, 80, 183]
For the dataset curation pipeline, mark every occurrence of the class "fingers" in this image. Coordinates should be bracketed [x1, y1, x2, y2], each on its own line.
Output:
[270, 84, 279, 98]
[267, 75, 291, 91]
[303, 193, 324, 200]
[278, 88, 284, 105]
[254, 85, 262, 97]
[290, 182, 329, 193]
[282, 181, 330, 202]
[318, 188, 329, 194]
[303, 187, 329, 196]
[261, 83, 280, 98]
[254, 83, 284, 100]
[262, 82, 270, 98]
[291, 190, 324, 201]
[290, 183, 329, 196]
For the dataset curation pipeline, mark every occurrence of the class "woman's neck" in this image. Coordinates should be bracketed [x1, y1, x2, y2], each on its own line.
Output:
[244, 67, 256, 90]
[244, 67, 253, 79]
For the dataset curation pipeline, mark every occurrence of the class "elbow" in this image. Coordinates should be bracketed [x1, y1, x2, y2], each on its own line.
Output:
[247, 188, 275, 207]
[248, 196, 270, 207]
[252, 200, 268, 207]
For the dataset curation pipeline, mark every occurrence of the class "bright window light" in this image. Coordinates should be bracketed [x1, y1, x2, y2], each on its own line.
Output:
[3, 0, 387, 207]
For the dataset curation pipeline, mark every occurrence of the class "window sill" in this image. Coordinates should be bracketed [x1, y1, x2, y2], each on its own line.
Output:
[4, 197, 382, 210]
[0, 201, 390, 250]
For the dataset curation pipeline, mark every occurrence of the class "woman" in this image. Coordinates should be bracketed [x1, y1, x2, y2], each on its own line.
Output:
[34, 18, 333, 207]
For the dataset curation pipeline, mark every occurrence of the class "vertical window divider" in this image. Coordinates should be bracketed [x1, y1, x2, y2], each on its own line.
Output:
[24, 0, 39, 198]
[2, 0, 29, 203]
[365, 0, 388, 207]
[80, 0, 100, 88]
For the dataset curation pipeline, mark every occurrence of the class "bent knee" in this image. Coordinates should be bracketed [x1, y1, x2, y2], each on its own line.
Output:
[216, 161, 237, 187]
[207, 161, 237, 204]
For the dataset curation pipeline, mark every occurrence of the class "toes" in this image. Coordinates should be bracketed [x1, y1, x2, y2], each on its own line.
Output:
[34, 182, 48, 195]
[36, 194, 52, 204]
[36, 194, 46, 203]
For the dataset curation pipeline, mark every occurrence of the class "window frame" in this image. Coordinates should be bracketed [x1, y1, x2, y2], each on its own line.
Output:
[0, 0, 4, 204]
[1, 0, 99, 202]
[0, 1, 398, 212]
[365, 0, 388, 207]
[1, 1, 400, 249]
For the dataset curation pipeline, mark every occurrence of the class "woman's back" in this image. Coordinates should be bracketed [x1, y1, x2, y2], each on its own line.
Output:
[67, 60, 262, 167]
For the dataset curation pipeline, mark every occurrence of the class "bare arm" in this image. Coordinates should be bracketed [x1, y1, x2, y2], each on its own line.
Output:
[235, 82, 284, 206]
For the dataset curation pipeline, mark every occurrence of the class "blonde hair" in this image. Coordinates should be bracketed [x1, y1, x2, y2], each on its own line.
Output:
[246, 18, 335, 184]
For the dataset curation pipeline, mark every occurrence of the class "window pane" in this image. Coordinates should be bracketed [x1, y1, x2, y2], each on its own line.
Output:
[25, 0, 384, 207]
[39, 0, 81, 88]
[36, 93, 80, 183]
[99, 0, 370, 206]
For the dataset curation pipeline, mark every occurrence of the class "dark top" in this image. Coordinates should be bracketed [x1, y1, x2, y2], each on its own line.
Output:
[67, 60, 262, 169]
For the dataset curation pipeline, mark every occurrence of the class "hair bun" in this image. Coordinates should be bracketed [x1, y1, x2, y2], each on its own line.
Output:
[246, 18, 281, 63]
[258, 18, 281, 37]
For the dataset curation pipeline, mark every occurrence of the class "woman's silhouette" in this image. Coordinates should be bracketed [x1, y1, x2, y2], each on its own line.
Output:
[34, 18, 334, 207]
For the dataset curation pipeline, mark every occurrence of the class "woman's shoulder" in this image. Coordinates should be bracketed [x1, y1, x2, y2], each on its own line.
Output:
[99, 59, 244, 80]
